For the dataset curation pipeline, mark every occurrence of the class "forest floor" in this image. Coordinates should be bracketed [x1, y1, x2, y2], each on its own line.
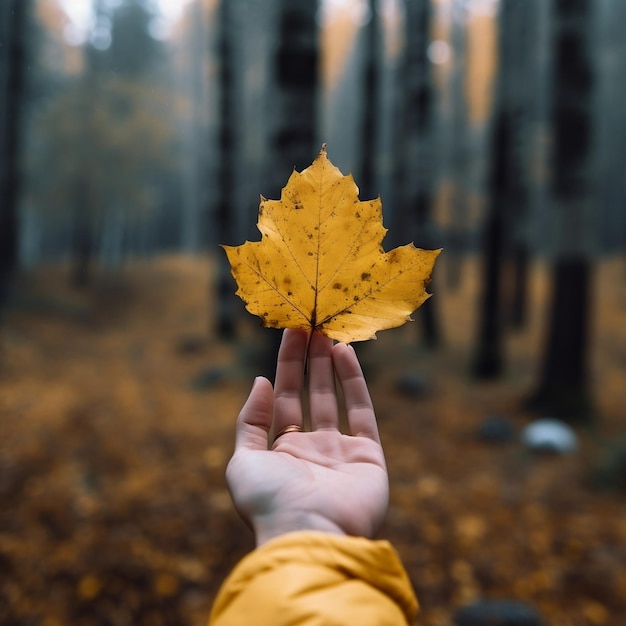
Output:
[1, 254, 625, 626]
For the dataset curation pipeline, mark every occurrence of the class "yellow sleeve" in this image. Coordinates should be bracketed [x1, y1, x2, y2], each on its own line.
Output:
[209, 531, 418, 626]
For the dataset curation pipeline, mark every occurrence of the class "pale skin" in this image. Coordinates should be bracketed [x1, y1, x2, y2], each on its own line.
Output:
[226, 329, 389, 547]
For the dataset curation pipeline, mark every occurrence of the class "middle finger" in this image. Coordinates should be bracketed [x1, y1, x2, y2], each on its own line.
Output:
[308, 331, 339, 431]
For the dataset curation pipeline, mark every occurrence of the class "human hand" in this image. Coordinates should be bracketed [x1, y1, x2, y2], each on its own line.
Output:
[226, 329, 389, 547]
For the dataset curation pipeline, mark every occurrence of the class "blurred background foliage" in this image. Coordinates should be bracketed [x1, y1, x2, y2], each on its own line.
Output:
[1, 1, 626, 625]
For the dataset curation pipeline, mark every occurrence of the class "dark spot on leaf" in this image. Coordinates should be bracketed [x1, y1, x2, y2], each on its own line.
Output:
[308, 252, 313, 256]
[287, 291, 293, 296]
[353, 295, 359, 301]
[355, 212, 361, 218]
[333, 282, 342, 290]
[361, 272, 371, 281]
[284, 277, 292, 284]
[343, 287, 348, 293]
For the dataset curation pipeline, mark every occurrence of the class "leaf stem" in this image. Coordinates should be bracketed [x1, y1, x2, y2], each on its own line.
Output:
[303, 326, 314, 377]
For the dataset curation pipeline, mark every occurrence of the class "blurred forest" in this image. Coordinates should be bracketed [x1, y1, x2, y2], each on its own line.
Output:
[1, 0, 626, 625]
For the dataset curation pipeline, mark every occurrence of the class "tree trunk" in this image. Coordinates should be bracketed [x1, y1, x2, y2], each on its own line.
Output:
[528, 0, 596, 421]
[472, 114, 507, 378]
[182, 0, 207, 254]
[445, 0, 469, 291]
[71, 178, 94, 288]
[260, 0, 319, 379]
[0, 0, 28, 306]
[394, 0, 440, 348]
[530, 260, 593, 418]
[215, 0, 238, 339]
[505, 0, 536, 330]
[472, 0, 529, 378]
[509, 244, 530, 328]
[357, 0, 381, 202]
[68, 22, 106, 288]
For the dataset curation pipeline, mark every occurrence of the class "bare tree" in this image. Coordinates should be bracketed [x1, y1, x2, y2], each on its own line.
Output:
[506, 0, 538, 329]
[259, 0, 320, 378]
[181, 0, 209, 255]
[472, 0, 532, 377]
[529, 0, 596, 421]
[0, 0, 29, 305]
[215, 0, 238, 338]
[393, 0, 440, 347]
[357, 0, 382, 202]
[445, 0, 470, 291]
[266, 0, 319, 195]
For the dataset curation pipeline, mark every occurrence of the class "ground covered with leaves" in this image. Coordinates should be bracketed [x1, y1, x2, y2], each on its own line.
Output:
[1, 255, 625, 626]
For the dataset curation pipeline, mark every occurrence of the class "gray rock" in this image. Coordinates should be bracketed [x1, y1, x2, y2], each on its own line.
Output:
[454, 600, 542, 626]
[191, 367, 226, 390]
[521, 418, 578, 454]
[396, 372, 429, 398]
[477, 416, 516, 443]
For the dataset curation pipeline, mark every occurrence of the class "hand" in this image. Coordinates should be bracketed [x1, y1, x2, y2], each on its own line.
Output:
[226, 329, 389, 547]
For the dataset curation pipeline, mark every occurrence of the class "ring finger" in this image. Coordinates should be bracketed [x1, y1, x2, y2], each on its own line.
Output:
[272, 329, 307, 434]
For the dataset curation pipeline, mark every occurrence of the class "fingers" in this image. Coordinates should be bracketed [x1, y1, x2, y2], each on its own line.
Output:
[272, 329, 307, 434]
[235, 377, 275, 451]
[254, 331, 378, 445]
[308, 331, 339, 431]
[332, 343, 381, 444]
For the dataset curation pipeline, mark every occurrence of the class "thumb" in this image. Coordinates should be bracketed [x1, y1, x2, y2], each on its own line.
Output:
[234, 376, 274, 451]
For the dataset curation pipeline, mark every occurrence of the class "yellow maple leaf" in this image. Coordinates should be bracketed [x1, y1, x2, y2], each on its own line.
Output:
[222, 146, 441, 343]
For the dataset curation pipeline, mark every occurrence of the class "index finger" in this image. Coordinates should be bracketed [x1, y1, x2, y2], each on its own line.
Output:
[332, 342, 380, 443]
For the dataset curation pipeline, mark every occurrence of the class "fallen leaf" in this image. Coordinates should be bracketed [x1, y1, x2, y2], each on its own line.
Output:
[223, 146, 441, 342]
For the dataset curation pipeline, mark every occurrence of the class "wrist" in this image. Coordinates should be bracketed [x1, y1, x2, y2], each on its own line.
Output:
[253, 511, 347, 547]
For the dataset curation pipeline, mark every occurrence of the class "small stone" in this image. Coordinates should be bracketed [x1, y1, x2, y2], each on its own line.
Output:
[521, 418, 578, 454]
[477, 416, 516, 443]
[176, 335, 209, 355]
[454, 600, 543, 626]
[396, 372, 429, 398]
[191, 367, 226, 390]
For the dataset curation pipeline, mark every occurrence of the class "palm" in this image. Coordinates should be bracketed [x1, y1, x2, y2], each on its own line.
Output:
[228, 431, 388, 539]
[227, 330, 389, 545]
